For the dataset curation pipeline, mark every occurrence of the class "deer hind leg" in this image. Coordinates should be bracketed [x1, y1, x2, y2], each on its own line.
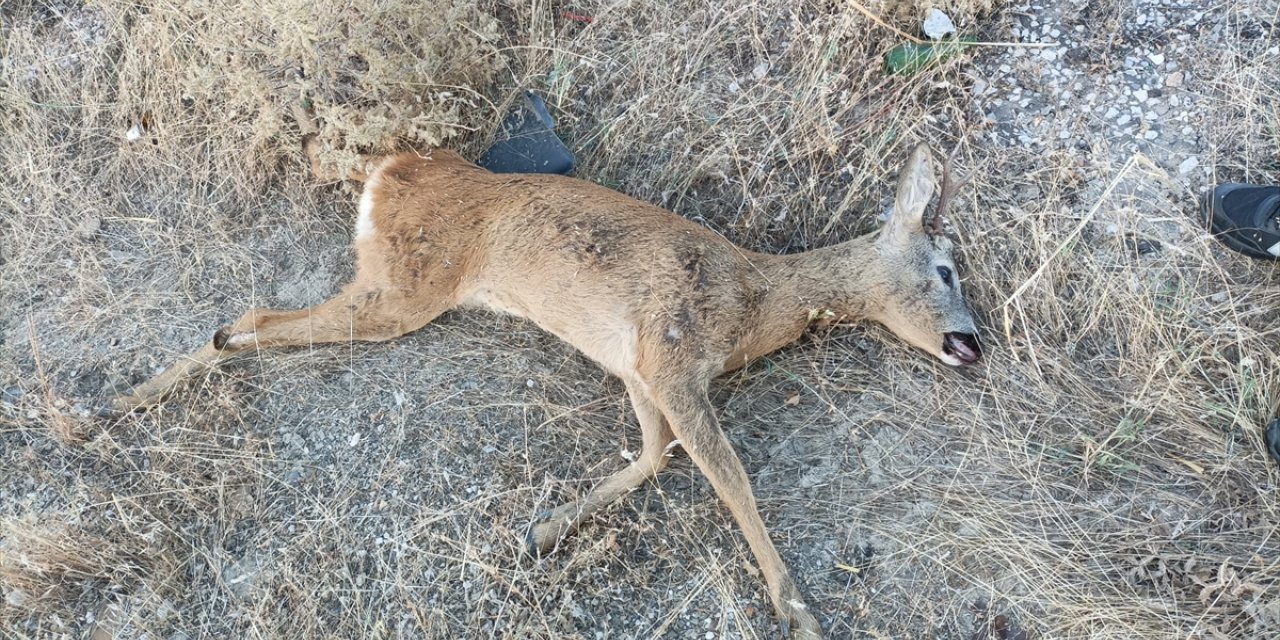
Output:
[110, 283, 452, 414]
[528, 381, 675, 555]
[655, 382, 823, 639]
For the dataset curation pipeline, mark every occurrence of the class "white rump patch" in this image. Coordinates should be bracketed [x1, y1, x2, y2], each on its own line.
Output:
[356, 174, 380, 240]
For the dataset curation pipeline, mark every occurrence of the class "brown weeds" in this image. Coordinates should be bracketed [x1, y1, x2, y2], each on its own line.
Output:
[2, 0, 1278, 638]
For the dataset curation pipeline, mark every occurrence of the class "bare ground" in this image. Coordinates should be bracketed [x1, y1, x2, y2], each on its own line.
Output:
[2, 1, 1279, 638]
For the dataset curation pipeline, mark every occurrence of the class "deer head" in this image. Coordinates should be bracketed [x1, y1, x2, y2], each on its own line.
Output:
[872, 144, 981, 366]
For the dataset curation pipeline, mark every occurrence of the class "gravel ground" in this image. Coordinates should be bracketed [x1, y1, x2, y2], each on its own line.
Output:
[3, 1, 1279, 638]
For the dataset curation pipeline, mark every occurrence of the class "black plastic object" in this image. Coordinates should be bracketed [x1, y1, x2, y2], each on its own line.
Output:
[1201, 183, 1280, 260]
[478, 90, 575, 175]
[1266, 418, 1280, 466]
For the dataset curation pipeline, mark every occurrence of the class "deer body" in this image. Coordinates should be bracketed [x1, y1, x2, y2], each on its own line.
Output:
[112, 136, 981, 638]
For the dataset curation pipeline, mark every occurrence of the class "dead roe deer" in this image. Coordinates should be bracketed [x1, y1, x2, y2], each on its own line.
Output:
[110, 116, 981, 636]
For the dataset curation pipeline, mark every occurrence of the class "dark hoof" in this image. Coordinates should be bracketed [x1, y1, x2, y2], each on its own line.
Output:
[212, 327, 231, 350]
[523, 526, 541, 558]
[524, 524, 561, 558]
[100, 393, 144, 418]
[524, 509, 570, 558]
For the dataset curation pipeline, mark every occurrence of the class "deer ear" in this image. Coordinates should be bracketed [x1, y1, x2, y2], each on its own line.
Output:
[879, 144, 937, 247]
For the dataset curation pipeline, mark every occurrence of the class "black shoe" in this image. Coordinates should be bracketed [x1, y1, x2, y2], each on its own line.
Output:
[1201, 184, 1280, 260]
[478, 90, 575, 176]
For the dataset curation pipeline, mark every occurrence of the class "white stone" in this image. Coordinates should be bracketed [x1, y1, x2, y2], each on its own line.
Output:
[923, 8, 956, 39]
[1178, 156, 1199, 174]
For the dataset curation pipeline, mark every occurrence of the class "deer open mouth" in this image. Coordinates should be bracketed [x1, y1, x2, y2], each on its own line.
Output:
[942, 332, 982, 365]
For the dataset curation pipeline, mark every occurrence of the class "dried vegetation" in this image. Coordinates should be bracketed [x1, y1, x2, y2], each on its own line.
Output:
[2, 0, 1277, 638]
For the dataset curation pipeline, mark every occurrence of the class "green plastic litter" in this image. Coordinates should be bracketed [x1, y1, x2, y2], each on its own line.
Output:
[883, 37, 978, 75]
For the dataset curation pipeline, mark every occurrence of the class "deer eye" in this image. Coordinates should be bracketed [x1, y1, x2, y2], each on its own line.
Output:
[937, 265, 954, 288]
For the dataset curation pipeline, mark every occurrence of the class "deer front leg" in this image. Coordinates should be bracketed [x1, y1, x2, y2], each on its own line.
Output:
[107, 342, 229, 414]
[655, 382, 822, 639]
[528, 380, 675, 554]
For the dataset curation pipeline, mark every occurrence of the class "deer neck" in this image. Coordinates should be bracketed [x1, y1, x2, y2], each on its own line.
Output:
[732, 235, 880, 366]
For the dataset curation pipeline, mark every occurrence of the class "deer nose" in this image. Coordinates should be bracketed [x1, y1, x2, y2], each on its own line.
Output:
[942, 332, 981, 364]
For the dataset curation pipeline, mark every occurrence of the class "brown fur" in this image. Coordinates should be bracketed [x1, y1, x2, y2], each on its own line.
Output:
[111, 135, 980, 638]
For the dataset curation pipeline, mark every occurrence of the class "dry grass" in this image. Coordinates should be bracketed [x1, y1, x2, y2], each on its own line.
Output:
[2, 0, 1279, 638]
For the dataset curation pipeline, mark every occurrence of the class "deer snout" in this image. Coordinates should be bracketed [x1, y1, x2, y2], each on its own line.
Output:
[941, 331, 981, 366]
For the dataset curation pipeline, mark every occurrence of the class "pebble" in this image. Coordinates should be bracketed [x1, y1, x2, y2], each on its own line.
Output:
[1165, 71, 1184, 88]
[75, 216, 101, 241]
[1178, 156, 1199, 175]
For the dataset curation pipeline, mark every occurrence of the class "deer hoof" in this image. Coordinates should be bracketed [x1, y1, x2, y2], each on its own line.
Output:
[96, 400, 126, 419]
[525, 519, 568, 557]
[212, 327, 232, 350]
[523, 526, 547, 558]
[105, 392, 147, 417]
[525, 502, 580, 557]
[780, 606, 822, 639]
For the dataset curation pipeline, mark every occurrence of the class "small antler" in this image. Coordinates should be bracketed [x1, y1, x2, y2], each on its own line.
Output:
[928, 148, 970, 236]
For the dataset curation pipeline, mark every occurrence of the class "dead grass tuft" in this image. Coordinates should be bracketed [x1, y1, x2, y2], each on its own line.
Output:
[0, 520, 145, 617]
[863, 0, 1001, 24]
[2, 0, 503, 198]
[3, 0, 1279, 638]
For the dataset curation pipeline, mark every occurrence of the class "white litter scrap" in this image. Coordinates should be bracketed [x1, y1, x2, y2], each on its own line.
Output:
[923, 8, 956, 39]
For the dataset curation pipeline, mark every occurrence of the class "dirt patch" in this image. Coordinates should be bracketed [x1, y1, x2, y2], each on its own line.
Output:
[3, 0, 1279, 638]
